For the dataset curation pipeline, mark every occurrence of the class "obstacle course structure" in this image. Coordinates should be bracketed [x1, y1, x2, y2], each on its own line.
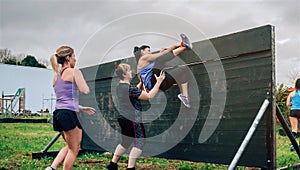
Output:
[76, 25, 276, 169]
[0, 88, 25, 116]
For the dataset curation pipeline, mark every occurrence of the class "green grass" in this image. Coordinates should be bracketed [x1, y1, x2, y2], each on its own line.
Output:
[0, 123, 299, 170]
[0, 123, 65, 170]
[0, 115, 51, 119]
[276, 125, 300, 167]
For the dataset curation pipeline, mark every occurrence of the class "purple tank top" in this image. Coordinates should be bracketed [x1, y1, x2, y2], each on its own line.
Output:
[54, 68, 79, 112]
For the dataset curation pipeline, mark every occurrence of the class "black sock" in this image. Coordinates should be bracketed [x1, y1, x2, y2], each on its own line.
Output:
[110, 161, 117, 165]
[292, 132, 298, 137]
[296, 132, 300, 138]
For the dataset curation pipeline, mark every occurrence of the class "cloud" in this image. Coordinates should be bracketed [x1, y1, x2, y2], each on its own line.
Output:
[0, 0, 299, 85]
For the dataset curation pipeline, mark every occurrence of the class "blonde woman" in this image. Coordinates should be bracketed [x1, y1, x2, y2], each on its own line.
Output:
[45, 46, 95, 170]
[106, 63, 165, 170]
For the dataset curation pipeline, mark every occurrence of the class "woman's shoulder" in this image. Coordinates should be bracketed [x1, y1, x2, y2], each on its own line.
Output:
[60, 67, 75, 82]
[64, 67, 75, 72]
[65, 67, 77, 76]
[60, 67, 75, 75]
[117, 83, 130, 90]
[289, 90, 296, 97]
[138, 61, 155, 70]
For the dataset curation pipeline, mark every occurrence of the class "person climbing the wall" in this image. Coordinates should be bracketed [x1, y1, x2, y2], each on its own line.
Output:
[134, 33, 192, 108]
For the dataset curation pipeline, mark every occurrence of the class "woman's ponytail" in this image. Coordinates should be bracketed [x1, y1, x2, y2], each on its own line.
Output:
[50, 54, 59, 74]
[133, 46, 139, 54]
[50, 46, 74, 74]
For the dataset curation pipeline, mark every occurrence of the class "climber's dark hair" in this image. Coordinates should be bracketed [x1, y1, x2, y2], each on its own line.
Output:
[133, 45, 150, 61]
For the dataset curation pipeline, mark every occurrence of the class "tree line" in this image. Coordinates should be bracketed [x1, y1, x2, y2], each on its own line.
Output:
[0, 48, 49, 68]
[276, 83, 291, 123]
[0, 48, 298, 123]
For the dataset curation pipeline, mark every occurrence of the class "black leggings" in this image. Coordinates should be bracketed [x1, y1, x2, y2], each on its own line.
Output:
[151, 52, 190, 91]
[118, 118, 146, 149]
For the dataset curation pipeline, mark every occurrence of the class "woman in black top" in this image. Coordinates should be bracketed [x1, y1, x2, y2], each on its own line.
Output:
[106, 63, 165, 170]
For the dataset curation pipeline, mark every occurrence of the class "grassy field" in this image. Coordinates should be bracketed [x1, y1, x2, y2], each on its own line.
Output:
[0, 123, 299, 170]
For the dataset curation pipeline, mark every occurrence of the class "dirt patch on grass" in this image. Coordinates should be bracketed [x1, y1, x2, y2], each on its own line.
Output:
[2, 162, 22, 170]
[139, 164, 179, 170]
[78, 159, 107, 166]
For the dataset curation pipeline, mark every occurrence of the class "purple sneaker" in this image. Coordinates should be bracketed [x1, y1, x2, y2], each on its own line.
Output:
[180, 33, 192, 50]
[178, 93, 191, 108]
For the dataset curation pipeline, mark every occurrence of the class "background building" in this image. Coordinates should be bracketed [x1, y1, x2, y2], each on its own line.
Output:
[0, 64, 55, 114]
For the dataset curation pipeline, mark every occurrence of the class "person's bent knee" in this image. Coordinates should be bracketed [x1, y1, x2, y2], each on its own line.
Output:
[66, 144, 81, 153]
[68, 144, 80, 153]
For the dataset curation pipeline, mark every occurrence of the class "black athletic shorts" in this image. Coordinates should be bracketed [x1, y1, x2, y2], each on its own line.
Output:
[53, 109, 82, 132]
[118, 117, 146, 149]
[118, 117, 145, 138]
[290, 110, 300, 118]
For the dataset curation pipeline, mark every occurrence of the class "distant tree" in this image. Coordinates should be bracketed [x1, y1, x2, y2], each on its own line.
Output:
[16, 54, 25, 65]
[21, 55, 46, 68]
[288, 68, 300, 85]
[275, 83, 290, 125]
[0, 48, 24, 65]
[21, 55, 38, 66]
[1, 49, 47, 68]
[38, 58, 50, 68]
[3, 57, 17, 65]
[0, 48, 12, 63]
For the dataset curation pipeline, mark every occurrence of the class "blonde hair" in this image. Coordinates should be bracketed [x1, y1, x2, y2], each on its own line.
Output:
[115, 63, 131, 80]
[50, 46, 74, 74]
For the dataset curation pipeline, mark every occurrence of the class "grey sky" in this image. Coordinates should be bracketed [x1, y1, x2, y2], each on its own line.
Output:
[0, 0, 299, 86]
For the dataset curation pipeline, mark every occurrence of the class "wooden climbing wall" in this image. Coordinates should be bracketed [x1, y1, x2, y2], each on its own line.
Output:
[79, 25, 275, 169]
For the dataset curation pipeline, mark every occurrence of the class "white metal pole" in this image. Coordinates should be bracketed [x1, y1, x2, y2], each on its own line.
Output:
[228, 99, 270, 170]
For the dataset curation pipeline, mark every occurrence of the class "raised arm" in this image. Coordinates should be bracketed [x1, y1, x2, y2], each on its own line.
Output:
[138, 71, 165, 100]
